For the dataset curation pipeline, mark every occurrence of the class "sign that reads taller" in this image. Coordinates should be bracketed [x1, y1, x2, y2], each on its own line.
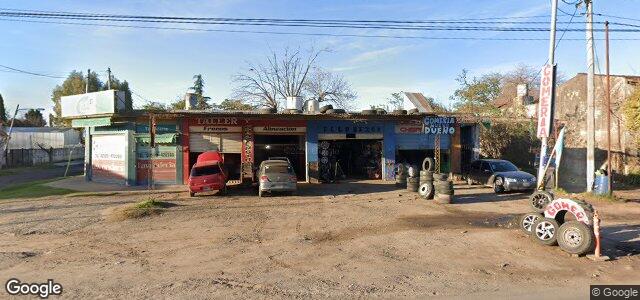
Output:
[537, 64, 555, 138]
[61, 90, 126, 118]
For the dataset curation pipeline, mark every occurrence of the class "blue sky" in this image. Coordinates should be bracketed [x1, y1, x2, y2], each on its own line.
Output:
[1, 0, 639, 121]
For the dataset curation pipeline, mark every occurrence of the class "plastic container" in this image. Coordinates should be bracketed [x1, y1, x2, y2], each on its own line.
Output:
[593, 175, 610, 195]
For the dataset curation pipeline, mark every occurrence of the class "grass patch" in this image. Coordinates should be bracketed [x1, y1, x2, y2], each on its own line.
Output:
[0, 164, 57, 177]
[110, 198, 175, 221]
[553, 188, 624, 203]
[0, 179, 76, 200]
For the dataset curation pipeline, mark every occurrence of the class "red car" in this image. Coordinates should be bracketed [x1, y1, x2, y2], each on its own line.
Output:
[188, 151, 227, 197]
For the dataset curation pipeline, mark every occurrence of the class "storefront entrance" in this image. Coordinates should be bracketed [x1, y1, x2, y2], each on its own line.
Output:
[318, 139, 383, 182]
[253, 134, 305, 180]
[187, 118, 243, 181]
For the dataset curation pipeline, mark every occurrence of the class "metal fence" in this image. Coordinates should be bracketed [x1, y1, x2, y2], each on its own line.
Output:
[5, 147, 84, 168]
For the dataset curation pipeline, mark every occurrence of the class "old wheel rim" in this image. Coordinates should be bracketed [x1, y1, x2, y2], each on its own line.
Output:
[522, 215, 538, 232]
[563, 228, 583, 247]
[532, 193, 549, 209]
[535, 221, 555, 240]
[495, 178, 503, 186]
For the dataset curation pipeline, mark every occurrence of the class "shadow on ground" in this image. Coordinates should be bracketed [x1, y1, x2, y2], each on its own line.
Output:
[602, 224, 640, 258]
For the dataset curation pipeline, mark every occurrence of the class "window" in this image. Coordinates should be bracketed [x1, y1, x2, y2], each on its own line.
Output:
[481, 161, 491, 172]
[490, 161, 518, 172]
[263, 164, 293, 174]
[191, 165, 221, 176]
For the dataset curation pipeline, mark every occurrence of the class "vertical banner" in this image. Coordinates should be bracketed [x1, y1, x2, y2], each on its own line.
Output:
[537, 64, 556, 138]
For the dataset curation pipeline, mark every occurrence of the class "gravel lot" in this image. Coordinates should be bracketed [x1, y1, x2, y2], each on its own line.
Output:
[1, 181, 639, 299]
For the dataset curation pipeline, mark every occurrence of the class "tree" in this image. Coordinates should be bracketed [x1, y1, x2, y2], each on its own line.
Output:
[190, 74, 211, 110]
[233, 47, 323, 109]
[15, 109, 46, 127]
[386, 92, 404, 111]
[0, 93, 7, 124]
[450, 69, 502, 115]
[141, 101, 168, 111]
[213, 99, 256, 111]
[303, 67, 357, 110]
[624, 87, 640, 148]
[51, 70, 133, 126]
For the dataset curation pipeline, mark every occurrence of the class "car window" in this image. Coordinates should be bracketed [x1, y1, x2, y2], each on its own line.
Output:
[490, 161, 518, 172]
[471, 161, 480, 170]
[191, 165, 221, 176]
[263, 164, 293, 174]
[481, 161, 491, 172]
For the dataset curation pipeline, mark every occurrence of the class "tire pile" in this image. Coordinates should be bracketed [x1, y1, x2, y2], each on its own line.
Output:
[395, 164, 407, 188]
[519, 191, 597, 256]
[417, 158, 436, 200]
[433, 173, 454, 203]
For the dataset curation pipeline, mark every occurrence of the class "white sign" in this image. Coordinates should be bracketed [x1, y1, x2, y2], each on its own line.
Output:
[423, 116, 456, 135]
[190, 126, 242, 133]
[91, 134, 126, 182]
[537, 64, 555, 138]
[253, 126, 306, 134]
[61, 90, 125, 118]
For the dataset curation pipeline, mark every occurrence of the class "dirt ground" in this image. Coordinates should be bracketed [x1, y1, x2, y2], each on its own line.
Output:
[1, 181, 639, 299]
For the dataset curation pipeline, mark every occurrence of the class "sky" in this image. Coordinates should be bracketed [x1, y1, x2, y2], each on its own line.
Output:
[1, 0, 639, 122]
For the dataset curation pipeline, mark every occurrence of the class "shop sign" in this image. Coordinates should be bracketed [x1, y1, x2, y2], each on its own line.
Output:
[195, 117, 239, 125]
[136, 159, 176, 182]
[92, 134, 126, 180]
[190, 126, 242, 133]
[136, 124, 176, 134]
[321, 125, 382, 134]
[61, 90, 125, 117]
[254, 126, 306, 134]
[537, 64, 555, 138]
[71, 117, 111, 128]
[395, 124, 423, 134]
[423, 116, 456, 135]
[544, 198, 591, 225]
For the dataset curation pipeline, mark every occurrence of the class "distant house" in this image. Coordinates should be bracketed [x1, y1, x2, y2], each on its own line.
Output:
[402, 92, 437, 113]
[4, 127, 84, 166]
[554, 73, 639, 191]
[493, 83, 537, 118]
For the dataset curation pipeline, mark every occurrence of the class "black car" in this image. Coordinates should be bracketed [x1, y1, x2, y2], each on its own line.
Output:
[466, 159, 536, 193]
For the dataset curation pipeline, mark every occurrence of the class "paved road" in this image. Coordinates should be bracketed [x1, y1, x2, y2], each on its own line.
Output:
[0, 164, 83, 188]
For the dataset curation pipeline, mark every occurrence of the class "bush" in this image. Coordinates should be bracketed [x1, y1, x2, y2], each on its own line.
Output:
[479, 121, 539, 168]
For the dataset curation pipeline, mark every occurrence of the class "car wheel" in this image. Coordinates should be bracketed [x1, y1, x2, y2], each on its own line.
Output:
[531, 217, 560, 246]
[529, 190, 553, 212]
[557, 221, 595, 255]
[493, 177, 505, 193]
[519, 212, 543, 235]
[218, 185, 227, 196]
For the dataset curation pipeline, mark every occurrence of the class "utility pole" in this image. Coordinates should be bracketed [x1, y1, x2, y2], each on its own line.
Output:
[86, 68, 91, 93]
[605, 20, 612, 195]
[107, 67, 112, 90]
[585, 0, 596, 192]
[537, 0, 558, 185]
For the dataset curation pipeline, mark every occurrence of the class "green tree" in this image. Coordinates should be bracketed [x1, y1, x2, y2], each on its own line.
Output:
[624, 87, 640, 148]
[191, 74, 210, 109]
[107, 77, 133, 110]
[213, 99, 256, 111]
[450, 69, 502, 115]
[141, 101, 168, 111]
[23, 109, 46, 127]
[0, 93, 7, 124]
[386, 92, 404, 110]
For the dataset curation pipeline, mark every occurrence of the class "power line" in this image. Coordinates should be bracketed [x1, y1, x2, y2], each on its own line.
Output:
[0, 64, 65, 78]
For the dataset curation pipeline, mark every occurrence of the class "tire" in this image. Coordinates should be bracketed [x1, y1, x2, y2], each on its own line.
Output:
[418, 183, 434, 199]
[189, 191, 195, 197]
[531, 217, 560, 246]
[529, 190, 554, 212]
[257, 108, 277, 114]
[258, 190, 264, 197]
[422, 157, 434, 172]
[326, 109, 345, 114]
[375, 109, 387, 115]
[392, 109, 407, 115]
[433, 173, 448, 181]
[361, 109, 377, 115]
[466, 177, 474, 186]
[284, 109, 301, 114]
[435, 194, 452, 204]
[320, 104, 333, 113]
[408, 108, 419, 114]
[557, 221, 595, 255]
[519, 212, 543, 235]
[493, 177, 505, 193]
[218, 185, 227, 196]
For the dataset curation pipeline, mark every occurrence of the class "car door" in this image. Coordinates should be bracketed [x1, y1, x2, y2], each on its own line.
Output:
[480, 161, 493, 186]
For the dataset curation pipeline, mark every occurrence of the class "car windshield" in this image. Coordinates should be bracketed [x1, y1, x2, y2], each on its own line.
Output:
[490, 161, 518, 172]
[263, 164, 293, 174]
[191, 165, 221, 176]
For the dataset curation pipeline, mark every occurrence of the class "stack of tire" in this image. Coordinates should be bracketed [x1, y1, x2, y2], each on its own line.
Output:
[406, 166, 419, 192]
[395, 164, 407, 188]
[433, 173, 454, 204]
[518, 191, 596, 256]
[418, 158, 435, 200]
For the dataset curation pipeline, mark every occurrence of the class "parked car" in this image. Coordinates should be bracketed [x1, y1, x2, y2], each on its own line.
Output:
[258, 159, 297, 197]
[188, 151, 227, 197]
[466, 159, 536, 193]
[268, 156, 291, 163]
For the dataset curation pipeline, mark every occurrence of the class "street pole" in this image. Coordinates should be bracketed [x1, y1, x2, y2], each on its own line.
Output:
[538, 0, 558, 185]
[3, 104, 19, 153]
[107, 67, 112, 90]
[86, 68, 91, 93]
[586, 0, 596, 192]
[605, 20, 612, 195]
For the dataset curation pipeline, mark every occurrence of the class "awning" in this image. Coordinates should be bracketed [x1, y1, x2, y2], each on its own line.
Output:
[135, 133, 176, 144]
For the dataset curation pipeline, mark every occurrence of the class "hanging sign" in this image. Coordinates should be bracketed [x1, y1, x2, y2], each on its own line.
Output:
[423, 116, 456, 135]
[253, 126, 306, 134]
[189, 126, 242, 133]
[537, 64, 555, 138]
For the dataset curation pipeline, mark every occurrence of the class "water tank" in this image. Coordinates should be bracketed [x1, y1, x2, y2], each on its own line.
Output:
[184, 93, 198, 110]
[286, 96, 303, 110]
[304, 99, 319, 114]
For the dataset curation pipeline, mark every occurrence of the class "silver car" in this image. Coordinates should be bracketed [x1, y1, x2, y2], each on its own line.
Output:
[258, 160, 297, 197]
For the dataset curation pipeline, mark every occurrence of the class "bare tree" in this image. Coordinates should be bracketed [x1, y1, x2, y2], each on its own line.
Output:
[233, 47, 323, 110]
[304, 67, 357, 110]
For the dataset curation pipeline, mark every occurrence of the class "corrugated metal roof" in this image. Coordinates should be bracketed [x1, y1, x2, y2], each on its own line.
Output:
[403, 92, 436, 113]
[10, 127, 76, 133]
